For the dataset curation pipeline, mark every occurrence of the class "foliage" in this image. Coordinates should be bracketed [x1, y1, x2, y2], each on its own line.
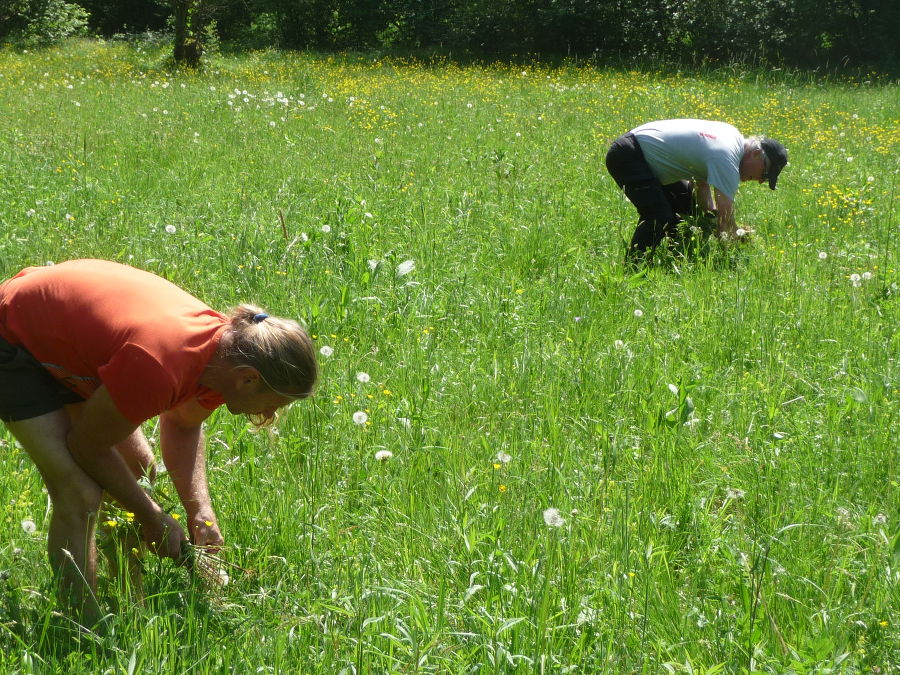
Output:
[2, 0, 897, 70]
[0, 0, 89, 44]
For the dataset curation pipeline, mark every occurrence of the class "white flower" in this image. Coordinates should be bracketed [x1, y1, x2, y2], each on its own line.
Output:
[26, 208, 36, 217]
[165, 224, 177, 234]
[396, 260, 416, 277]
[633, 309, 643, 318]
[867, 176, 874, 183]
[496, 451, 512, 464]
[861, 271, 872, 280]
[374, 449, 393, 461]
[725, 488, 746, 500]
[352, 411, 368, 425]
[818, 251, 827, 260]
[319, 345, 334, 357]
[543, 508, 565, 527]
[321, 224, 331, 233]
[872, 513, 887, 526]
[21, 519, 37, 534]
[356, 371, 370, 383]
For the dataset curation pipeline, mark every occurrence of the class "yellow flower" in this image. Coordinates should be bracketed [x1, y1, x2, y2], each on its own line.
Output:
[879, 620, 889, 627]
[105, 520, 118, 527]
[171, 513, 181, 520]
[498, 484, 507, 493]
[492, 463, 501, 470]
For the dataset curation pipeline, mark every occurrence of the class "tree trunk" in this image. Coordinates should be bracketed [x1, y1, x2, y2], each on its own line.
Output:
[172, 0, 202, 67]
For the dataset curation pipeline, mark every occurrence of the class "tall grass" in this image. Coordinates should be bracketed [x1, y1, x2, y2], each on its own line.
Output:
[0, 39, 897, 672]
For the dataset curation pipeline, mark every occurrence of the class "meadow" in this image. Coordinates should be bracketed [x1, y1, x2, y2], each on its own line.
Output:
[0, 38, 897, 673]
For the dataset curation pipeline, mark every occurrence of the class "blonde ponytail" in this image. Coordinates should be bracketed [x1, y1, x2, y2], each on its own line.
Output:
[221, 304, 318, 400]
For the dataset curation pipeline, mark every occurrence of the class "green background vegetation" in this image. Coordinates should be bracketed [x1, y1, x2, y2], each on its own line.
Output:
[0, 39, 897, 672]
[2, 0, 899, 71]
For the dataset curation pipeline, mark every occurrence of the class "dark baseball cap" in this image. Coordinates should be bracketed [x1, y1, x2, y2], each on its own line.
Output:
[761, 138, 788, 190]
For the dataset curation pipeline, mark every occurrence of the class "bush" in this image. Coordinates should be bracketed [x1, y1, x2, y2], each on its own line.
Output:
[1, 0, 90, 45]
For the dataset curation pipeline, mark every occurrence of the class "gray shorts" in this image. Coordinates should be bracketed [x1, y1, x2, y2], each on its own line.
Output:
[0, 333, 84, 422]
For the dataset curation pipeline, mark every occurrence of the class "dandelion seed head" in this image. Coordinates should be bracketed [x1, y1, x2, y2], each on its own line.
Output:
[496, 451, 512, 464]
[374, 449, 393, 461]
[352, 410, 368, 425]
[726, 488, 746, 500]
[397, 259, 416, 277]
[543, 508, 565, 527]
[165, 224, 177, 234]
[818, 251, 827, 260]
[319, 345, 334, 357]
[633, 309, 643, 318]
[861, 271, 872, 280]
[356, 371, 370, 383]
[321, 224, 331, 233]
[21, 519, 37, 534]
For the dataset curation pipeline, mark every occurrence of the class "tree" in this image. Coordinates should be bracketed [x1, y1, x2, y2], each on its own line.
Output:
[172, 0, 202, 66]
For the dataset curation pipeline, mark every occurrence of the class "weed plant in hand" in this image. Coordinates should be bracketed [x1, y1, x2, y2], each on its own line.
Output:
[0, 39, 897, 673]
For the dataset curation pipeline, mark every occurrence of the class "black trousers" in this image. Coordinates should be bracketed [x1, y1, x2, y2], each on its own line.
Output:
[605, 132, 696, 257]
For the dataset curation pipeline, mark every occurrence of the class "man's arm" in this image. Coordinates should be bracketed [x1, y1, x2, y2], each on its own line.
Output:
[695, 181, 717, 213]
[159, 399, 223, 549]
[67, 385, 186, 559]
[713, 190, 740, 238]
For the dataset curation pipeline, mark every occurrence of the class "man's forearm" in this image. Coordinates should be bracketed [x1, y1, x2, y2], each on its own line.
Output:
[68, 435, 164, 523]
[160, 419, 213, 518]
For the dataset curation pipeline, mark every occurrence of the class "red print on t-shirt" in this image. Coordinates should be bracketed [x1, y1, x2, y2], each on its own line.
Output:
[699, 132, 717, 140]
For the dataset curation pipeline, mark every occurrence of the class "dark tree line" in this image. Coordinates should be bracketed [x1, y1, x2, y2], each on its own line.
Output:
[2, 0, 897, 70]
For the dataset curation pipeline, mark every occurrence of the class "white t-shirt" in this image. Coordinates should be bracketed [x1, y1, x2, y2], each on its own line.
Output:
[631, 119, 745, 199]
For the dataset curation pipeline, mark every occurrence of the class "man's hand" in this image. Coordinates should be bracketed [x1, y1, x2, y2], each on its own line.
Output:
[189, 513, 224, 551]
[143, 512, 189, 562]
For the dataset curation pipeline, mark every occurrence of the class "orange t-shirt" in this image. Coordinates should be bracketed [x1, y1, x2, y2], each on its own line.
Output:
[0, 259, 227, 424]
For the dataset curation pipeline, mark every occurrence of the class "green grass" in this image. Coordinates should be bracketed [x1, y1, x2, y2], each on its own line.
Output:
[0, 39, 897, 673]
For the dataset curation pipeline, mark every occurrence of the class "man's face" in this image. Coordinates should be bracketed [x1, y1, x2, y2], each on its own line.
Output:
[223, 375, 296, 418]
[740, 149, 767, 184]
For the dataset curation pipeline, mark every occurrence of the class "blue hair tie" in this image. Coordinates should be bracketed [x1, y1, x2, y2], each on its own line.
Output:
[252, 313, 269, 323]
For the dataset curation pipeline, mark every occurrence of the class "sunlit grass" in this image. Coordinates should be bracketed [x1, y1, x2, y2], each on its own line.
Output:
[0, 39, 897, 672]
